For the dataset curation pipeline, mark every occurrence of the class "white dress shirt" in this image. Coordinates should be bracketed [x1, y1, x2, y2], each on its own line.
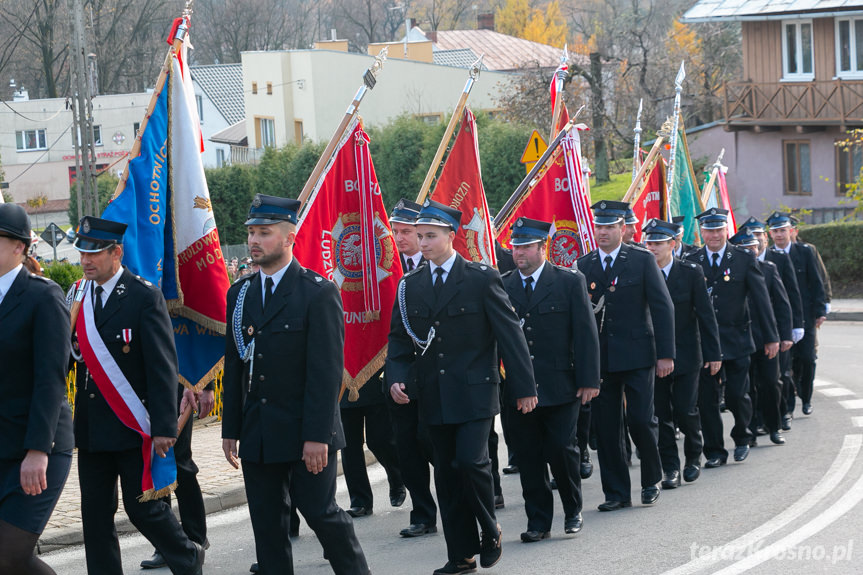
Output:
[429, 251, 457, 284]
[598, 244, 622, 270]
[0, 263, 23, 306]
[519, 261, 546, 288]
[261, 258, 292, 300]
[93, 266, 125, 307]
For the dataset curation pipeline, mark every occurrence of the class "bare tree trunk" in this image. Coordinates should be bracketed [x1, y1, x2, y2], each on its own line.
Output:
[590, 52, 609, 183]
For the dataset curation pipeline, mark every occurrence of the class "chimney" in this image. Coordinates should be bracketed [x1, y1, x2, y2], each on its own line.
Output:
[426, 30, 437, 43]
[477, 13, 494, 31]
[410, 18, 418, 29]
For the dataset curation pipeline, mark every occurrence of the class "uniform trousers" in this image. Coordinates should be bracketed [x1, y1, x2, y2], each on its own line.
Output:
[594, 367, 662, 502]
[241, 456, 369, 575]
[790, 334, 817, 410]
[341, 403, 404, 509]
[506, 402, 581, 531]
[749, 351, 782, 434]
[428, 418, 496, 562]
[159, 417, 206, 545]
[778, 349, 794, 416]
[655, 370, 703, 472]
[78, 448, 198, 575]
[699, 356, 753, 461]
[487, 423, 502, 497]
[388, 401, 437, 526]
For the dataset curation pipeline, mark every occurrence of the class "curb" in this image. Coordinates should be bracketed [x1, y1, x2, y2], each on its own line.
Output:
[38, 446, 375, 551]
[827, 312, 863, 322]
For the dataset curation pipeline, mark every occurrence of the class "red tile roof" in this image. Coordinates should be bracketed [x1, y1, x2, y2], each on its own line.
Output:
[433, 30, 563, 71]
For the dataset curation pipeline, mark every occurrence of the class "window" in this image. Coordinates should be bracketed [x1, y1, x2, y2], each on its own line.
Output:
[16, 129, 47, 151]
[266, 82, 273, 95]
[133, 122, 140, 137]
[294, 120, 303, 144]
[836, 17, 863, 77]
[257, 117, 276, 148]
[836, 140, 863, 196]
[415, 113, 443, 126]
[216, 148, 226, 168]
[783, 20, 814, 80]
[72, 125, 103, 147]
[195, 94, 204, 122]
[252, 81, 258, 95]
[784, 140, 812, 195]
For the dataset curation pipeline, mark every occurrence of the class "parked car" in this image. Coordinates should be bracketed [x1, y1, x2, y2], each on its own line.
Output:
[66, 227, 76, 243]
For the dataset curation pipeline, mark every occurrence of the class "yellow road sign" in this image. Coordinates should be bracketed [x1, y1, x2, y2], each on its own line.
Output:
[520, 130, 548, 174]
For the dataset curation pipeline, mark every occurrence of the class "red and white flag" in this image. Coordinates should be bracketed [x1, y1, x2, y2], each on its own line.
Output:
[631, 156, 667, 243]
[429, 108, 496, 266]
[294, 120, 401, 400]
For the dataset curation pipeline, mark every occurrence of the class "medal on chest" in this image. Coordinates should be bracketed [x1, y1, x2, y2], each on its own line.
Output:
[122, 329, 132, 354]
[609, 277, 618, 293]
[723, 268, 731, 282]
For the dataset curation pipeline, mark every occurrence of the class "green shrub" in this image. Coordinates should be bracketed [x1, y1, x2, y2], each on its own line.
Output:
[798, 220, 863, 296]
[42, 261, 84, 293]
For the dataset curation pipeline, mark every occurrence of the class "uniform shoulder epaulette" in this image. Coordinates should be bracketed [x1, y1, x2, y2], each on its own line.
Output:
[134, 274, 154, 287]
[682, 260, 698, 270]
[628, 243, 651, 254]
[231, 273, 253, 286]
[29, 273, 51, 282]
[465, 261, 494, 274]
[402, 264, 425, 279]
[301, 267, 327, 285]
[500, 268, 515, 279]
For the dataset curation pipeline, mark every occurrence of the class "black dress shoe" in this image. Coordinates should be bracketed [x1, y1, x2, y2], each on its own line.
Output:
[250, 562, 259, 573]
[802, 403, 813, 415]
[597, 500, 632, 512]
[734, 444, 750, 462]
[140, 550, 166, 569]
[347, 506, 373, 518]
[704, 457, 726, 468]
[641, 485, 660, 505]
[479, 524, 502, 568]
[781, 414, 792, 431]
[494, 494, 505, 509]
[520, 529, 550, 542]
[749, 438, 758, 448]
[580, 453, 593, 479]
[661, 470, 681, 490]
[564, 513, 583, 534]
[502, 465, 519, 474]
[683, 462, 701, 483]
[401, 523, 438, 537]
[390, 488, 407, 507]
[770, 431, 786, 445]
[190, 542, 205, 575]
[433, 559, 477, 574]
[756, 425, 769, 436]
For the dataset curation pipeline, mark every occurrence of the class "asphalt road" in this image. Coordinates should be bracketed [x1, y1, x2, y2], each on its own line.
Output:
[43, 322, 863, 574]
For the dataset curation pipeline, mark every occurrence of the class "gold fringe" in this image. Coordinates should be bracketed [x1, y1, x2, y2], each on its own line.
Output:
[340, 345, 388, 402]
[137, 480, 178, 502]
[168, 304, 227, 334]
[178, 357, 225, 393]
[166, 60, 184, 308]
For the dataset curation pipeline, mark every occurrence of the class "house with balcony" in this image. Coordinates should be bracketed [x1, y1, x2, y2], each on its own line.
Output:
[682, 0, 863, 223]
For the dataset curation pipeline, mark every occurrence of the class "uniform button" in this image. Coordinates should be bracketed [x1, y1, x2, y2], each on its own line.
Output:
[551, 306, 556, 311]
[525, 313, 531, 318]
[436, 337, 442, 342]
[440, 369, 445, 375]
[256, 353, 263, 360]
[259, 375, 265, 381]
[528, 341, 534, 346]
[460, 307, 465, 312]
[485, 377, 490, 382]
[261, 398, 267, 404]
[284, 324, 290, 329]
[434, 321, 440, 327]
[526, 327, 532, 332]
[116, 335, 121, 339]
[89, 393, 95, 399]
[530, 355, 535, 360]
[438, 353, 444, 358]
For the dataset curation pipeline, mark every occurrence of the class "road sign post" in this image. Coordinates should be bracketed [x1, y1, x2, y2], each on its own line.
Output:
[40, 222, 66, 262]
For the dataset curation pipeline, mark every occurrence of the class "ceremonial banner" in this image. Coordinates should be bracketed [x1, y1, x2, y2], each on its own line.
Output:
[550, 62, 570, 133]
[631, 156, 667, 243]
[429, 108, 496, 265]
[103, 18, 228, 392]
[498, 126, 595, 267]
[666, 123, 703, 244]
[294, 120, 401, 400]
[704, 167, 738, 234]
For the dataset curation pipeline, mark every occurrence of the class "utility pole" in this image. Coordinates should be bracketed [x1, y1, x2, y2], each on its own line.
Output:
[70, 0, 97, 217]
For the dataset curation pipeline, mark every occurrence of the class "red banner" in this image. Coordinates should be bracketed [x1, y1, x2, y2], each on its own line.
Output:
[430, 109, 496, 265]
[717, 169, 738, 234]
[294, 121, 401, 400]
[631, 157, 667, 243]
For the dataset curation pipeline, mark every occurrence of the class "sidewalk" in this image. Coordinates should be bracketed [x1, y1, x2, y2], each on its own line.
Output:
[828, 298, 863, 321]
[38, 419, 370, 551]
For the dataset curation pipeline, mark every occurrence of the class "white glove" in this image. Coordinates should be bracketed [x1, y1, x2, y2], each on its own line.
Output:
[792, 328, 804, 344]
[825, 303, 831, 314]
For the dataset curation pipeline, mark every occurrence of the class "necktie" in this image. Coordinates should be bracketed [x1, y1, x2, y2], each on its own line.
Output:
[712, 252, 720, 269]
[264, 277, 274, 311]
[406, 257, 415, 272]
[603, 255, 613, 281]
[524, 276, 534, 302]
[663, 270, 668, 281]
[433, 267, 445, 299]
[94, 285, 104, 321]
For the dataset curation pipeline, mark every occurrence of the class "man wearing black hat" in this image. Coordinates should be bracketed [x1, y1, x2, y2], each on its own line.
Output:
[686, 209, 778, 467]
[729, 229, 792, 445]
[71, 216, 205, 575]
[643, 219, 721, 488]
[501, 217, 599, 542]
[576, 200, 674, 511]
[740, 216, 803, 431]
[385, 198, 439, 538]
[767, 212, 827, 416]
[387, 199, 537, 575]
[623, 209, 641, 246]
[222, 194, 369, 575]
[671, 216, 697, 258]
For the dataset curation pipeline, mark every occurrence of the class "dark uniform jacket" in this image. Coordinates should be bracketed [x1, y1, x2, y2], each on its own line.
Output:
[502, 263, 600, 406]
[799, 239, 832, 302]
[786, 242, 827, 325]
[577, 243, 676, 373]
[387, 253, 536, 426]
[223, 259, 345, 464]
[0, 268, 73, 459]
[664, 258, 721, 375]
[399, 253, 426, 274]
[686, 245, 777, 361]
[74, 268, 178, 451]
[754, 260, 792, 346]
[765, 249, 803, 331]
[495, 242, 517, 274]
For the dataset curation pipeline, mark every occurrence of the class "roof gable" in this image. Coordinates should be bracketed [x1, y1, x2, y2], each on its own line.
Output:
[189, 64, 244, 125]
[683, 0, 863, 22]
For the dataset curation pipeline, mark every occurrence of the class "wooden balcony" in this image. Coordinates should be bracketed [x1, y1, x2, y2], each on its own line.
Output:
[723, 80, 863, 129]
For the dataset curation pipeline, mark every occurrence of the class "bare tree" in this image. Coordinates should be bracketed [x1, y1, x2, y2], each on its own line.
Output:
[0, 0, 70, 98]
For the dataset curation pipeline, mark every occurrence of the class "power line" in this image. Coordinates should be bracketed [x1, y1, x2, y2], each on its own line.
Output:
[6, 122, 74, 185]
[0, 98, 67, 122]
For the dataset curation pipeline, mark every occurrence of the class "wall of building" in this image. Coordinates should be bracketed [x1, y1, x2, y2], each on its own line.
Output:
[190, 80, 231, 167]
[688, 124, 849, 221]
[742, 17, 838, 83]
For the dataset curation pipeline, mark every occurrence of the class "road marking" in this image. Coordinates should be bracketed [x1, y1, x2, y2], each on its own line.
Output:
[852, 417, 863, 428]
[661, 434, 862, 575]
[840, 399, 863, 410]
[817, 387, 855, 397]
[813, 379, 832, 388]
[713, 440, 863, 574]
